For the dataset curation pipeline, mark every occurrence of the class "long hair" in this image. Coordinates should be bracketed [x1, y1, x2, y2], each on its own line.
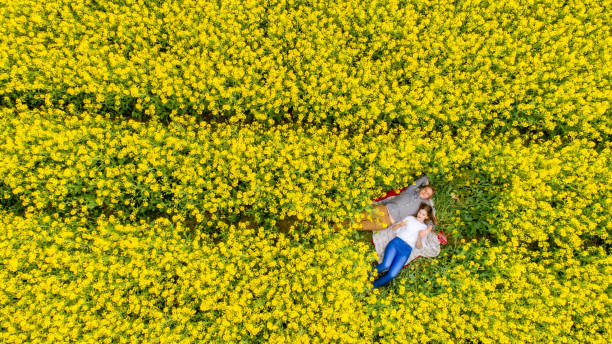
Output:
[415, 202, 437, 226]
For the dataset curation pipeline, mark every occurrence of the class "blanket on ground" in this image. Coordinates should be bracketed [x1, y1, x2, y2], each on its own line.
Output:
[372, 225, 443, 264]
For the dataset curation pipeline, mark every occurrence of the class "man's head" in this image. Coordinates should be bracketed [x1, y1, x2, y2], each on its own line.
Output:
[419, 185, 435, 200]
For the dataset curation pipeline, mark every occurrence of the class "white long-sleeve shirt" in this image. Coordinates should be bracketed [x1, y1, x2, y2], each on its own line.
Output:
[394, 215, 427, 248]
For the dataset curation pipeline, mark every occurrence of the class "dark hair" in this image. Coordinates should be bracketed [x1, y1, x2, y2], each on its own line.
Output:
[414, 202, 437, 226]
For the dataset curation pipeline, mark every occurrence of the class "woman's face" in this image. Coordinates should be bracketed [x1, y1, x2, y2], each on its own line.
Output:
[416, 209, 429, 223]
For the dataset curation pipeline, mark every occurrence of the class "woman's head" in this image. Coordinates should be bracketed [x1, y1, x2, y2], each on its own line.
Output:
[414, 202, 437, 225]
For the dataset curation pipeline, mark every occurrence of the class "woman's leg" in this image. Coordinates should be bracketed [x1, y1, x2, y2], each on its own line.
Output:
[368, 237, 398, 282]
[372, 241, 412, 289]
[374, 237, 401, 274]
[372, 254, 409, 288]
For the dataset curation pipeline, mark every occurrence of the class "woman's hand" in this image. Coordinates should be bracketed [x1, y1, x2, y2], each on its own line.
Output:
[391, 220, 408, 230]
[416, 230, 428, 249]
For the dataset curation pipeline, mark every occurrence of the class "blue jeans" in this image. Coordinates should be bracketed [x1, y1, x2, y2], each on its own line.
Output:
[369, 237, 413, 289]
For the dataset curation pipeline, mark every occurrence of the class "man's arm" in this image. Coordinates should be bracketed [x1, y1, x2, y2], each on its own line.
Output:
[406, 175, 429, 193]
[414, 175, 429, 188]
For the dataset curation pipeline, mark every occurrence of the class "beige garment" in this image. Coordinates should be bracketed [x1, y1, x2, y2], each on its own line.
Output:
[335, 203, 394, 231]
[372, 224, 441, 264]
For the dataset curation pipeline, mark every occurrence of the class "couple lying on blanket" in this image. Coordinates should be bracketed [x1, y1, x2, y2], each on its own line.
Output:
[334, 175, 445, 290]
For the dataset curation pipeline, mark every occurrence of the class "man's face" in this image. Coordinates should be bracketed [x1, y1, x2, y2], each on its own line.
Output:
[419, 187, 433, 200]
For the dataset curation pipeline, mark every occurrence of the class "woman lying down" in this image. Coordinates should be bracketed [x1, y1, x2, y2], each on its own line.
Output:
[367, 202, 440, 290]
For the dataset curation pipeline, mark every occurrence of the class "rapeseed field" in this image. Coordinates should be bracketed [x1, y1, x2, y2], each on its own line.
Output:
[0, 0, 610, 343]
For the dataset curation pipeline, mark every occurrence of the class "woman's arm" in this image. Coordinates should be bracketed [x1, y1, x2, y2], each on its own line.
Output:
[390, 219, 409, 231]
[415, 224, 433, 249]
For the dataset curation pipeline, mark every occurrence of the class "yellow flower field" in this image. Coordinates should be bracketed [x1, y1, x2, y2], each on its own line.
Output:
[0, 0, 610, 343]
[1, 0, 610, 140]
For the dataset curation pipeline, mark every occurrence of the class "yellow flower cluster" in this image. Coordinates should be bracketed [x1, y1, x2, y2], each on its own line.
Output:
[1, 0, 610, 141]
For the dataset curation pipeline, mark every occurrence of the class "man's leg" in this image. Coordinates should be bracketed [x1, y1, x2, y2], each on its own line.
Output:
[333, 204, 392, 231]
[359, 204, 393, 230]
[332, 217, 353, 231]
